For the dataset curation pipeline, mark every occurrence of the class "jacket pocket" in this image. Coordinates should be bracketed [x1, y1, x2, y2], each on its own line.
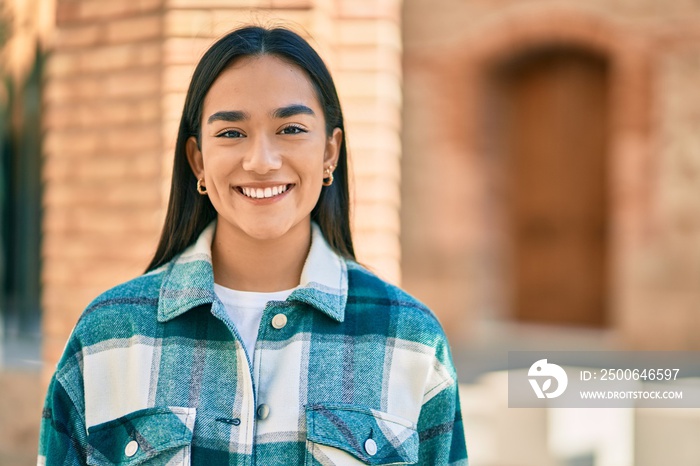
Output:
[305, 404, 418, 465]
[86, 406, 196, 466]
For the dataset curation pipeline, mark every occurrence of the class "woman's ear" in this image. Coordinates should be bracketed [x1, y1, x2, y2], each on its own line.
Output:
[186, 136, 204, 178]
[324, 127, 342, 167]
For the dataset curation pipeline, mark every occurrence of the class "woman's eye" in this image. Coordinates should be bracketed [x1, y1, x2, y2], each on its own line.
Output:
[217, 130, 244, 138]
[280, 125, 306, 135]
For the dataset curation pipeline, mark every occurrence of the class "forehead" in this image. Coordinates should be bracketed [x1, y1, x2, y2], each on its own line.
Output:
[203, 54, 321, 115]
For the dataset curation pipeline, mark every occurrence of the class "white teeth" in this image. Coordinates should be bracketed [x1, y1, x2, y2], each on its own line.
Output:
[240, 184, 288, 199]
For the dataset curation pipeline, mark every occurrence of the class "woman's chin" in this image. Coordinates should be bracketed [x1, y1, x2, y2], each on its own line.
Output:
[232, 219, 308, 243]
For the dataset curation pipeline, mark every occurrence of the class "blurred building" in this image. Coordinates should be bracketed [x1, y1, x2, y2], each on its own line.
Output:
[402, 0, 700, 352]
[2, 0, 700, 464]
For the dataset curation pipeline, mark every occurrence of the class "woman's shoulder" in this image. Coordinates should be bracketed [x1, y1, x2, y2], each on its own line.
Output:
[49, 268, 170, 379]
[70, 267, 168, 343]
[88, 268, 165, 312]
[344, 260, 447, 339]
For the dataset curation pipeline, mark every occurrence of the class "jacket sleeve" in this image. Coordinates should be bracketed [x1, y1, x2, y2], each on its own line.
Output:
[416, 379, 468, 465]
[38, 374, 88, 465]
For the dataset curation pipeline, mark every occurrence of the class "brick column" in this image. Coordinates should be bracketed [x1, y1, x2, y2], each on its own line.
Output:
[332, 0, 403, 284]
[42, 0, 166, 380]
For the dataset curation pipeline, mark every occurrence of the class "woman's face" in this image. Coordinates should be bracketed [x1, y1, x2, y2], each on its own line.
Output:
[187, 54, 341, 242]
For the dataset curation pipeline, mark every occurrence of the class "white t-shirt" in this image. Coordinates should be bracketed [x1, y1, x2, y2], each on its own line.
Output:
[213, 284, 295, 361]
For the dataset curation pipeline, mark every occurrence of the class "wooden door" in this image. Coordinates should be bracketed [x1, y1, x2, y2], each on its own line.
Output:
[498, 49, 609, 327]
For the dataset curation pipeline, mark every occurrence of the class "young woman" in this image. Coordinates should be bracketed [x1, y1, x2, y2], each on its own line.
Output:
[39, 26, 468, 465]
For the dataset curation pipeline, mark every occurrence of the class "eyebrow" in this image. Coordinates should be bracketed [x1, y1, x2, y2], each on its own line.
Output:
[207, 104, 316, 125]
[207, 110, 250, 124]
[272, 104, 315, 119]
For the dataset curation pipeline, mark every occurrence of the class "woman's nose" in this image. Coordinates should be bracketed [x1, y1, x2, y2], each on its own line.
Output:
[241, 134, 282, 174]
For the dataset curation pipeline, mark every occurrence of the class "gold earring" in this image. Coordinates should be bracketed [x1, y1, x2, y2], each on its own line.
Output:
[323, 165, 336, 187]
[196, 178, 207, 195]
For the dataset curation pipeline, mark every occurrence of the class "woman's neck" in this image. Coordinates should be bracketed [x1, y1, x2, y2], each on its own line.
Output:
[211, 219, 311, 292]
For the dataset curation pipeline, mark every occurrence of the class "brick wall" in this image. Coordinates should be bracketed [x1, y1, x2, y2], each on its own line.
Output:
[333, 0, 403, 282]
[622, 39, 700, 349]
[42, 0, 404, 377]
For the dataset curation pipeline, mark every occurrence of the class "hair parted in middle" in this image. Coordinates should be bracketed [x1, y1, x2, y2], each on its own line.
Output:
[146, 25, 354, 272]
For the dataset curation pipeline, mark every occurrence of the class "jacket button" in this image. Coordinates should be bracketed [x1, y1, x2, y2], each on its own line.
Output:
[364, 438, 377, 456]
[125, 440, 139, 457]
[256, 403, 270, 420]
[271, 314, 287, 329]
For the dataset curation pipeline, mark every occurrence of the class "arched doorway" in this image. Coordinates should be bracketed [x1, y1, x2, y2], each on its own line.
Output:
[488, 47, 610, 328]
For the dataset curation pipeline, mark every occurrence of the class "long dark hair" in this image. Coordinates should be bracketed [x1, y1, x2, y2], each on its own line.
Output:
[146, 26, 354, 272]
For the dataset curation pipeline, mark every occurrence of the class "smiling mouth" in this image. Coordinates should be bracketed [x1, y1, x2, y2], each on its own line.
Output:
[235, 184, 293, 199]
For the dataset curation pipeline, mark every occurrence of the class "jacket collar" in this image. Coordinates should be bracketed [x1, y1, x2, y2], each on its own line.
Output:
[157, 221, 348, 323]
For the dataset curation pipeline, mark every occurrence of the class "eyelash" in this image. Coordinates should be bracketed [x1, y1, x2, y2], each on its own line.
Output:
[216, 129, 244, 138]
[280, 124, 307, 135]
[215, 125, 307, 138]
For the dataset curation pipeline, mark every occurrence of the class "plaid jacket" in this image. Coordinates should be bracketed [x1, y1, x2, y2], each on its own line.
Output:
[39, 222, 468, 465]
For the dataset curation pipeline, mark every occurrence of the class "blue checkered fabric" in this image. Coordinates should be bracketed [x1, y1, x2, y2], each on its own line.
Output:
[39, 222, 468, 465]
